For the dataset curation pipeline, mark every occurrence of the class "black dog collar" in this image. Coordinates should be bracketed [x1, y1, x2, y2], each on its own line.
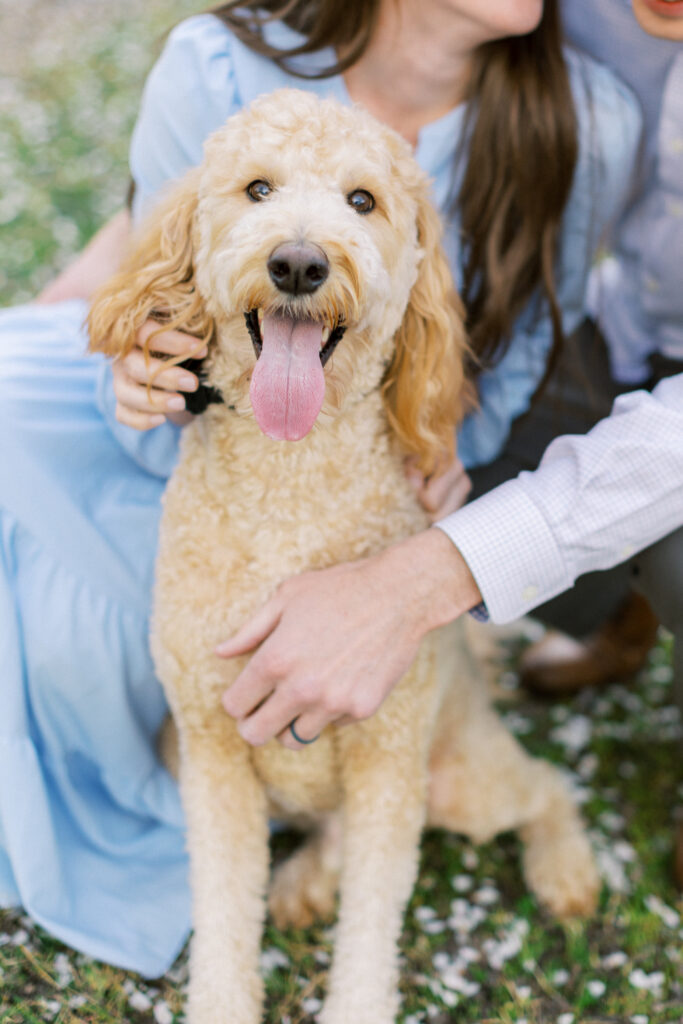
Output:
[177, 356, 224, 415]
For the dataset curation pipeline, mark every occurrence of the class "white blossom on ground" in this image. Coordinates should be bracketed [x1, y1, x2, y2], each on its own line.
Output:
[628, 968, 665, 995]
[577, 753, 599, 780]
[593, 837, 632, 893]
[260, 947, 290, 973]
[613, 840, 637, 863]
[472, 885, 499, 906]
[598, 810, 626, 832]
[502, 711, 534, 735]
[439, 969, 480, 997]
[550, 714, 592, 754]
[461, 848, 479, 871]
[123, 980, 153, 1012]
[447, 898, 487, 935]
[482, 918, 528, 970]
[602, 950, 629, 969]
[552, 968, 570, 986]
[422, 919, 447, 934]
[452, 874, 473, 892]
[53, 952, 74, 988]
[301, 997, 323, 1014]
[415, 906, 437, 922]
[644, 894, 679, 929]
[432, 948, 481, 999]
[153, 1000, 174, 1024]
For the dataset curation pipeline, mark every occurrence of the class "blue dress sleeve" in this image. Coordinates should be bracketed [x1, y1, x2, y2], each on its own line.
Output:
[457, 50, 643, 469]
[129, 14, 241, 223]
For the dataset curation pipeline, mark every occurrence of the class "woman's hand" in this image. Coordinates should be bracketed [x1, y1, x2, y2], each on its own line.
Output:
[218, 529, 481, 750]
[406, 455, 472, 522]
[111, 322, 207, 430]
[35, 209, 206, 430]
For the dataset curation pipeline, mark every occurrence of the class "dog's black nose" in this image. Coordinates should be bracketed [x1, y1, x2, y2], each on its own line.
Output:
[268, 242, 329, 295]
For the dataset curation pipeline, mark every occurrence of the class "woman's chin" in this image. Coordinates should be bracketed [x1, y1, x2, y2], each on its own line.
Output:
[632, 0, 683, 41]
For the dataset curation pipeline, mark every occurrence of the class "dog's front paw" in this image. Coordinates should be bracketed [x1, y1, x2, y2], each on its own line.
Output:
[522, 819, 600, 918]
[187, 975, 263, 1024]
[318, 990, 398, 1024]
[269, 840, 338, 930]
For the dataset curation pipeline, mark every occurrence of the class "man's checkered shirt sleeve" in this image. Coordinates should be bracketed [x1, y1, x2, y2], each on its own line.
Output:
[436, 376, 683, 624]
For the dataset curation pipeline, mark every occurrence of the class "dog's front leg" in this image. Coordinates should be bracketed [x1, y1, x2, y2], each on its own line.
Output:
[181, 726, 269, 1024]
[321, 725, 428, 1024]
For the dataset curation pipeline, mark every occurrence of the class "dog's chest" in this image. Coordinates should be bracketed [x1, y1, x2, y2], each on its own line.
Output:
[252, 733, 341, 816]
[155, 417, 428, 637]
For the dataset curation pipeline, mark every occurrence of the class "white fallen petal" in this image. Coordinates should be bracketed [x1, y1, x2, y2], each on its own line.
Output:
[301, 997, 323, 1014]
[127, 989, 153, 1012]
[473, 885, 499, 906]
[153, 1001, 174, 1024]
[602, 951, 629, 969]
[628, 968, 664, 993]
[452, 874, 473, 893]
[645, 894, 679, 929]
[550, 714, 592, 753]
[260, 947, 290, 972]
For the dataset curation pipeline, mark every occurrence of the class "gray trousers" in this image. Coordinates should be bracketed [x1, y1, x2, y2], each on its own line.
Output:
[468, 319, 683, 717]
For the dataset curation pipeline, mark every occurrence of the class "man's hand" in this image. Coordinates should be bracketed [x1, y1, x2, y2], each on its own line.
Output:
[217, 529, 481, 750]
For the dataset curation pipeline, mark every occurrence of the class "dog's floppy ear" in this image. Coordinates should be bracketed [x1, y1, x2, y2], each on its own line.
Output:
[382, 192, 472, 477]
[88, 169, 215, 362]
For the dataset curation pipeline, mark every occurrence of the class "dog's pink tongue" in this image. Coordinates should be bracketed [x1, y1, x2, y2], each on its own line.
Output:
[249, 314, 325, 441]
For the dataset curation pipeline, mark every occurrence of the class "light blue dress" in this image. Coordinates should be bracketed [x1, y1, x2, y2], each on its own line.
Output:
[0, 14, 641, 976]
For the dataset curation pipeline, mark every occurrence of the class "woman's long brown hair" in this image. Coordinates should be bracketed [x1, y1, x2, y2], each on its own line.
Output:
[211, 0, 578, 380]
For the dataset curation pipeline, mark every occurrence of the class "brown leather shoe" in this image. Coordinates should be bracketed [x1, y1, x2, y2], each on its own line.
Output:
[520, 592, 659, 697]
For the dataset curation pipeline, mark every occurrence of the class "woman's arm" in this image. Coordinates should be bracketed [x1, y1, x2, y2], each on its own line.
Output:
[35, 209, 132, 305]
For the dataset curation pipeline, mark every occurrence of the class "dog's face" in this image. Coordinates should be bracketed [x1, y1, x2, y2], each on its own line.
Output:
[89, 89, 467, 472]
[193, 90, 433, 440]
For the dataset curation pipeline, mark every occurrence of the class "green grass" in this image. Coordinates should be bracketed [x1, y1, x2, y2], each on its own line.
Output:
[0, 2, 681, 1021]
[1, 637, 680, 1023]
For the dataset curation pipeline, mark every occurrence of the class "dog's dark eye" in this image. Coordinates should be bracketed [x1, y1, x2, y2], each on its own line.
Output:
[246, 180, 273, 202]
[347, 189, 375, 215]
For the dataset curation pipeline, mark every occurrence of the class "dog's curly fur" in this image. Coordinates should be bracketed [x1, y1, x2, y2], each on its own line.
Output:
[89, 90, 598, 1024]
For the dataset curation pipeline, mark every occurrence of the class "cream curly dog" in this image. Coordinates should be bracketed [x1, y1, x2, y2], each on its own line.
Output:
[89, 90, 598, 1024]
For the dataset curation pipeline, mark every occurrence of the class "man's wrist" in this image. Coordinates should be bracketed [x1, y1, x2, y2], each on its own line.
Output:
[387, 528, 482, 638]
